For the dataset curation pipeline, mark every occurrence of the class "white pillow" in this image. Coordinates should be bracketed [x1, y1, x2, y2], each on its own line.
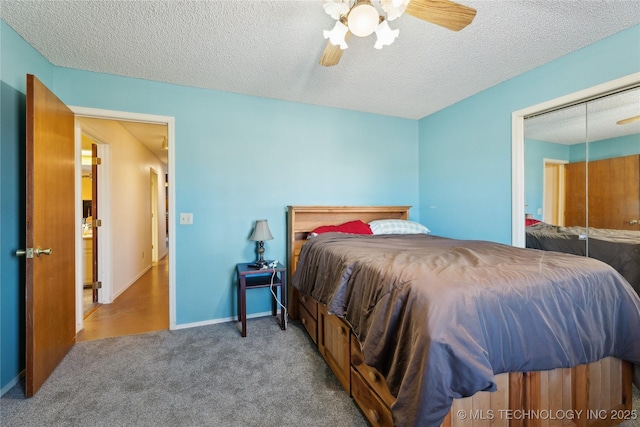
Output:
[368, 219, 430, 235]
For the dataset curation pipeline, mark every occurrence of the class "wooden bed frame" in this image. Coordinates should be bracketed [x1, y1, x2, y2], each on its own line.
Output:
[287, 206, 634, 427]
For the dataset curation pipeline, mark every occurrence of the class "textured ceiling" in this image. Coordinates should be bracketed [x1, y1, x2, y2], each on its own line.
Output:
[525, 86, 640, 145]
[2, 0, 639, 121]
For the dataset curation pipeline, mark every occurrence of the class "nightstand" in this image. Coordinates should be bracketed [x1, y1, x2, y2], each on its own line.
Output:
[236, 262, 287, 337]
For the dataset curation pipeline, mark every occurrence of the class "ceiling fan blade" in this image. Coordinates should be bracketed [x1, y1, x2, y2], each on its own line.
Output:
[319, 31, 351, 67]
[617, 115, 640, 125]
[405, 0, 477, 31]
[320, 41, 344, 66]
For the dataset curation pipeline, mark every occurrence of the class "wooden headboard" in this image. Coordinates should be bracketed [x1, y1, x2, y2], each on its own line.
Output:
[286, 205, 410, 318]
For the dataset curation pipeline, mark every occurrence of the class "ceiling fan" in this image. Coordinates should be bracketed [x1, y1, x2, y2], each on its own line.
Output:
[320, 0, 477, 66]
[616, 115, 640, 125]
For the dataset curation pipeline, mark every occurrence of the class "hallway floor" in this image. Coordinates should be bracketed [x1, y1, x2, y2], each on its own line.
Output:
[77, 256, 169, 342]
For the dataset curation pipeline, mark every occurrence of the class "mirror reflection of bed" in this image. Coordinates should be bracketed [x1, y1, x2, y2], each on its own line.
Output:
[524, 86, 640, 295]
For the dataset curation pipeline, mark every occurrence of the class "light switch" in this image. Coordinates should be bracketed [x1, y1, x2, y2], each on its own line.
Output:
[179, 213, 193, 225]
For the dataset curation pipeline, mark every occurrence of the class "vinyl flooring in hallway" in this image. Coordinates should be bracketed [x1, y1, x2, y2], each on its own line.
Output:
[77, 256, 169, 342]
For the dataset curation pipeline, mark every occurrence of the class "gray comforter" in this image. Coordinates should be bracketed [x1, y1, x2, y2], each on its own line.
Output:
[526, 222, 640, 295]
[292, 233, 640, 427]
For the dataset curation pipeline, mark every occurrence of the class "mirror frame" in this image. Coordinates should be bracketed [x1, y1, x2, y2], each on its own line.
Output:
[511, 72, 640, 247]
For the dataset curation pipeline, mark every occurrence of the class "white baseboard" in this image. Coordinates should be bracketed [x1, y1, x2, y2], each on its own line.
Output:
[111, 264, 153, 301]
[171, 310, 281, 331]
[1, 370, 24, 396]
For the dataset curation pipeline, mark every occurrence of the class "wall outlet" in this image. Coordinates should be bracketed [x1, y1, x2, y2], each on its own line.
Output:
[179, 213, 193, 225]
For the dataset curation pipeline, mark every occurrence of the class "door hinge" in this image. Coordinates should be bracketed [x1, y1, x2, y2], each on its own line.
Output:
[88, 281, 102, 290]
[92, 157, 102, 166]
[92, 219, 102, 228]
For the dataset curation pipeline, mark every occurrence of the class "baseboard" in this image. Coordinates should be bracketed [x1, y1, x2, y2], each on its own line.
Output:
[1, 370, 24, 396]
[111, 264, 153, 301]
[172, 310, 281, 330]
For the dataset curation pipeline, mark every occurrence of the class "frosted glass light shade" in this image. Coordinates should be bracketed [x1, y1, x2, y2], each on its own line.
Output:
[348, 2, 379, 37]
[380, 0, 410, 21]
[323, 20, 349, 49]
[323, 0, 350, 20]
[374, 20, 399, 49]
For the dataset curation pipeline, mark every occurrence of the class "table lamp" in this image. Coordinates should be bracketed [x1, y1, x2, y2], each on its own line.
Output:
[249, 219, 273, 268]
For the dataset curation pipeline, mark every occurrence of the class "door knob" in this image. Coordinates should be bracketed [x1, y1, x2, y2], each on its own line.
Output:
[15, 247, 52, 257]
[34, 248, 52, 256]
[629, 219, 639, 225]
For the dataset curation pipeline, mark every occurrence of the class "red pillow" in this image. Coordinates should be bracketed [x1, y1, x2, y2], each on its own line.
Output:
[525, 218, 541, 226]
[310, 220, 373, 236]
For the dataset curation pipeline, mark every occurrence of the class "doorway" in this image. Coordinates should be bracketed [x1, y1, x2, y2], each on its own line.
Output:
[71, 106, 176, 335]
[542, 159, 566, 226]
[81, 137, 99, 316]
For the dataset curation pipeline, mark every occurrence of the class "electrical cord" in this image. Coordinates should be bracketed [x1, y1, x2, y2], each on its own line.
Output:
[269, 264, 288, 329]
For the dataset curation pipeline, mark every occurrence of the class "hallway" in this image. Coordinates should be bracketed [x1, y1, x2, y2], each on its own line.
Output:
[77, 257, 169, 342]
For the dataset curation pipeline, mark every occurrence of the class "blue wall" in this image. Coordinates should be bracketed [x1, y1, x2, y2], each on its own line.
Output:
[52, 68, 419, 324]
[417, 25, 640, 244]
[570, 133, 640, 162]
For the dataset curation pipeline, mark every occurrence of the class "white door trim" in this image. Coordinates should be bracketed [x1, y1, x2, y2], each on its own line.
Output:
[511, 72, 640, 247]
[71, 106, 176, 330]
[150, 168, 159, 263]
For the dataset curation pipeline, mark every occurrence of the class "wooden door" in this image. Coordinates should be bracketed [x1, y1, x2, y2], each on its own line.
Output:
[564, 161, 587, 227]
[588, 155, 640, 230]
[564, 155, 640, 230]
[25, 74, 76, 396]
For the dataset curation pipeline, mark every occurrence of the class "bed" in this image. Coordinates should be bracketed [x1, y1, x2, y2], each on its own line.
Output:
[287, 206, 640, 427]
[526, 222, 640, 296]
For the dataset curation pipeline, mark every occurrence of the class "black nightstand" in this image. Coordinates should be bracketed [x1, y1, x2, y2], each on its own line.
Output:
[236, 262, 287, 337]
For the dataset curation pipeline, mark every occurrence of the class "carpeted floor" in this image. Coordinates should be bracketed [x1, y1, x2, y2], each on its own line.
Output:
[1, 316, 639, 427]
[1, 318, 368, 427]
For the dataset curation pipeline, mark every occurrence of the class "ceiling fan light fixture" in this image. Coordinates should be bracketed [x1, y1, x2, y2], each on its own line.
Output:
[161, 136, 168, 150]
[380, 0, 409, 21]
[318, 0, 476, 66]
[348, 0, 380, 37]
[323, 20, 349, 49]
[323, 0, 350, 20]
[374, 20, 399, 49]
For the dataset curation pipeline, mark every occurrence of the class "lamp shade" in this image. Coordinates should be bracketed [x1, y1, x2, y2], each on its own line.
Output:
[249, 220, 273, 242]
[324, 20, 349, 49]
[374, 20, 399, 49]
[348, 1, 379, 37]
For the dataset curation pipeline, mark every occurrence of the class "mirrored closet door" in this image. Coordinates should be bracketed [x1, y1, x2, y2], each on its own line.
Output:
[523, 86, 640, 295]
